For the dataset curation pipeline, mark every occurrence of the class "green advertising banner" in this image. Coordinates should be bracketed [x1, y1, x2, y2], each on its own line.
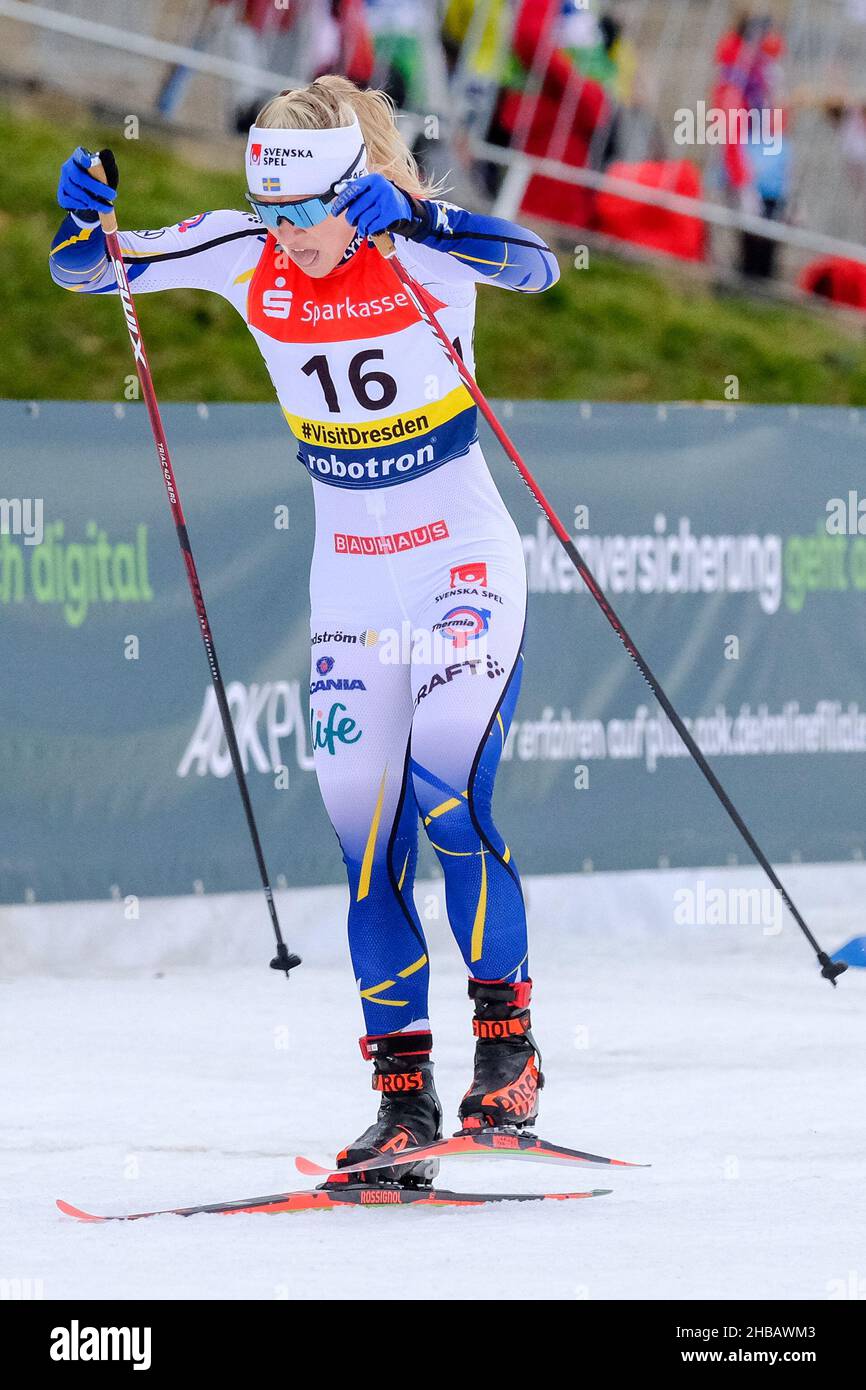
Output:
[1, 400, 864, 903]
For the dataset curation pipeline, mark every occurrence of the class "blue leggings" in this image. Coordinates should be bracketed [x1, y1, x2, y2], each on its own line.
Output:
[309, 452, 529, 1035]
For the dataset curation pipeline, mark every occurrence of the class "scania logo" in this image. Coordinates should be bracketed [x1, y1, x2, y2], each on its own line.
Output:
[309, 677, 366, 694]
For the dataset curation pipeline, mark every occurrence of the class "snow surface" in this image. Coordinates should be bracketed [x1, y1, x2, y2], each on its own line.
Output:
[1, 864, 864, 1302]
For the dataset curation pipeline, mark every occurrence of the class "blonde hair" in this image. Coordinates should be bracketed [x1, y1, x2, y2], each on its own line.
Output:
[256, 75, 445, 199]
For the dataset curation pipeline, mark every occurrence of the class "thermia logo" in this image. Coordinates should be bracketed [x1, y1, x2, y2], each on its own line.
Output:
[50, 1321, 151, 1371]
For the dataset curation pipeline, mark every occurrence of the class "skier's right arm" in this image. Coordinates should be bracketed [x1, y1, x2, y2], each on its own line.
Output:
[49, 146, 265, 296]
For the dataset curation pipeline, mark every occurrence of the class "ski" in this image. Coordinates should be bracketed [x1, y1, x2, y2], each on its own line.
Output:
[57, 1186, 611, 1221]
[295, 1130, 648, 1179]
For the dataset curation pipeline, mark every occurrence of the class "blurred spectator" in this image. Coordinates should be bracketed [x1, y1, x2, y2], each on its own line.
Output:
[564, 6, 636, 106]
[487, 0, 614, 226]
[214, 0, 373, 133]
[711, 12, 790, 279]
[364, 0, 428, 109]
[441, 0, 512, 81]
[361, 1, 452, 180]
[441, 0, 514, 165]
[329, 0, 375, 86]
[822, 99, 866, 198]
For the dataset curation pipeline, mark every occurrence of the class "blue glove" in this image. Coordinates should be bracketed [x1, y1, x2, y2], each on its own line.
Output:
[57, 146, 119, 217]
[330, 173, 419, 238]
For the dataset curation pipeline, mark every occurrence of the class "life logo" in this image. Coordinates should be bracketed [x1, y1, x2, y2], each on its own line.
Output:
[434, 606, 490, 649]
[310, 702, 362, 755]
[250, 143, 262, 165]
[263, 276, 293, 319]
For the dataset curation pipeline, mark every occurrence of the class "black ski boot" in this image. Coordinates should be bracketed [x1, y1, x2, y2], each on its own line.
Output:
[457, 979, 543, 1133]
[328, 1031, 442, 1187]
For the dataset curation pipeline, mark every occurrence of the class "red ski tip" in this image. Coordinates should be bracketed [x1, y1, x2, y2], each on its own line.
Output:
[56, 1199, 104, 1223]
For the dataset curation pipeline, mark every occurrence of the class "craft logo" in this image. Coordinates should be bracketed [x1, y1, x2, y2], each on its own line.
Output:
[316, 656, 335, 676]
[450, 562, 487, 586]
[249, 143, 262, 164]
[432, 605, 491, 649]
[415, 655, 504, 706]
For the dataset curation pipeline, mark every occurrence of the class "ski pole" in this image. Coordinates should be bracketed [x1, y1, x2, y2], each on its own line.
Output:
[91, 157, 301, 978]
[371, 232, 846, 987]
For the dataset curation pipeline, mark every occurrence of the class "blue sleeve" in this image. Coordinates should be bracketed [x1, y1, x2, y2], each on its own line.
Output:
[49, 213, 111, 291]
[408, 200, 560, 293]
[49, 210, 266, 295]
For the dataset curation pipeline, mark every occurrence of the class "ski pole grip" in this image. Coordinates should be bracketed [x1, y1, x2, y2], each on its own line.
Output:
[372, 231, 396, 259]
[89, 158, 118, 236]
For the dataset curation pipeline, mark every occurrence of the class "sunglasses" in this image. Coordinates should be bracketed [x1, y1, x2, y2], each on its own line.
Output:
[246, 145, 365, 231]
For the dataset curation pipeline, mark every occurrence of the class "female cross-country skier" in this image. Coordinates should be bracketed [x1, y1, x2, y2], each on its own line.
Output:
[50, 75, 560, 1185]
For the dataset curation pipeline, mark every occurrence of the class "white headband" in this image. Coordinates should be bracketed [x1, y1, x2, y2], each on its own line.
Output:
[245, 117, 367, 198]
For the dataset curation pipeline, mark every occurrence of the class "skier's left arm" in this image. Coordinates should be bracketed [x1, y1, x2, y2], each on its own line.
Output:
[331, 175, 560, 293]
